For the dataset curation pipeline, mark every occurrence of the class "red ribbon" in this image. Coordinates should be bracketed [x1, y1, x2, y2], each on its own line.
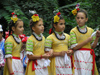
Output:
[28, 60, 38, 71]
[79, 48, 96, 75]
[12, 56, 20, 60]
[49, 28, 53, 34]
[70, 55, 74, 69]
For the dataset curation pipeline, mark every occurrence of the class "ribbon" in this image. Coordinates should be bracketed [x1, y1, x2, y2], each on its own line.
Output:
[28, 59, 38, 71]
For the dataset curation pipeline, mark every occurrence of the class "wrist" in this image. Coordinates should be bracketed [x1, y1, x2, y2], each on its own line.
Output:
[40, 55, 42, 59]
[10, 72, 14, 75]
[71, 50, 73, 53]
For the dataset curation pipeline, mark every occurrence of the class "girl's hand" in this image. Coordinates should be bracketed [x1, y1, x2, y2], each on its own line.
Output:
[42, 53, 50, 59]
[66, 50, 73, 56]
[48, 49, 53, 56]
[96, 30, 100, 37]
[60, 51, 66, 56]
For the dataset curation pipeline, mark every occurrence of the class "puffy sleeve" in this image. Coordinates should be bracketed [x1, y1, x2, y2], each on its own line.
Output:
[26, 39, 34, 55]
[70, 31, 78, 49]
[5, 41, 13, 58]
[45, 36, 52, 51]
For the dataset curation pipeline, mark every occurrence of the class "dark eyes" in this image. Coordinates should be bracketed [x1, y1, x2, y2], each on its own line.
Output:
[77, 17, 84, 19]
[39, 24, 44, 26]
[60, 23, 65, 25]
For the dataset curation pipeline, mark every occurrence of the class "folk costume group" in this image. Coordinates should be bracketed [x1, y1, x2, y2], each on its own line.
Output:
[1, 4, 99, 75]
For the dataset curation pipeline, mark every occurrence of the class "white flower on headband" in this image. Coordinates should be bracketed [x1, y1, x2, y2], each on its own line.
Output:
[29, 10, 36, 14]
[53, 9, 59, 14]
[0, 24, 3, 32]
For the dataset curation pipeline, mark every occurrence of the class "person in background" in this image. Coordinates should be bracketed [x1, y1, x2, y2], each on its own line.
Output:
[0, 24, 5, 75]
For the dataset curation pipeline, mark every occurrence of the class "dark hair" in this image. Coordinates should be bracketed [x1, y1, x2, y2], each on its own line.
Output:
[77, 9, 88, 18]
[49, 16, 64, 34]
[9, 19, 22, 35]
[29, 18, 43, 32]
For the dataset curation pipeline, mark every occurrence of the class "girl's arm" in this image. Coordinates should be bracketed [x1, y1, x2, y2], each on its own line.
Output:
[53, 51, 66, 57]
[92, 31, 100, 48]
[27, 53, 50, 60]
[6, 58, 14, 75]
[72, 37, 92, 50]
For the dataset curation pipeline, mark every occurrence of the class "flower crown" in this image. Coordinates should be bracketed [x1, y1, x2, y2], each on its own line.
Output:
[72, 4, 80, 15]
[29, 10, 39, 22]
[31, 14, 39, 22]
[11, 12, 18, 23]
[54, 12, 61, 23]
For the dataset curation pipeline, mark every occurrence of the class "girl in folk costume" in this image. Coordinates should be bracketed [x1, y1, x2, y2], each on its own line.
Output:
[3, 12, 24, 75]
[45, 12, 73, 75]
[70, 4, 99, 75]
[25, 11, 52, 75]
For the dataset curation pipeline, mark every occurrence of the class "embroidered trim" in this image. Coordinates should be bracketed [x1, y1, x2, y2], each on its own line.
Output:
[45, 48, 51, 51]
[55, 66, 71, 68]
[77, 25, 87, 34]
[74, 67, 92, 71]
[32, 32, 43, 41]
[74, 60, 92, 63]
[26, 51, 34, 55]
[5, 54, 12, 58]
[12, 34, 21, 44]
[71, 43, 78, 49]
[54, 32, 65, 40]
[56, 74, 73, 75]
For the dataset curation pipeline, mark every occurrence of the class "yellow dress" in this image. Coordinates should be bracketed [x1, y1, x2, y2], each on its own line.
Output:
[3, 35, 24, 75]
[25, 35, 48, 75]
[45, 33, 73, 75]
[70, 26, 99, 75]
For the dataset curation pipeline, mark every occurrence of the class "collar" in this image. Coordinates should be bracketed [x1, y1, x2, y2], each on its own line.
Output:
[54, 31, 65, 40]
[78, 25, 86, 29]
[12, 34, 21, 44]
[32, 32, 43, 41]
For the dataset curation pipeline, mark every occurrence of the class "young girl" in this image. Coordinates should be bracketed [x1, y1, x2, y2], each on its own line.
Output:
[45, 12, 73, 75]
[25, 13, 52, 75]
[70, 4, 99, 75]
[3, 12, 24, 75]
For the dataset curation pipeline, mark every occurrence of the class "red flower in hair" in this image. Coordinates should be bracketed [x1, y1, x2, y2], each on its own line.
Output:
[15, 15, 17, 17]
[57, 12, 61, 16]
[49, 28, 53, 34]
[77, 8, 80, 11]
[11, 12, 15, 15]
[34, 14, 38, 16]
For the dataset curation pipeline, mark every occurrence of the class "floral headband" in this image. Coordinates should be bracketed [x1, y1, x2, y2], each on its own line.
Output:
[54, 12, 61, 23]
[29, 10, 39, 22]
[11, 12, 18, 23]
[72, 4, 80, 16]
[31, 14, 39, 22]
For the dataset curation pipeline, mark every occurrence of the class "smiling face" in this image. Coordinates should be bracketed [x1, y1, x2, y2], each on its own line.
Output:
[76, 12, 88, 27]
[54, 19, 65, 32]
[12, 21, 24, 35]
[32, 20, 44, 35]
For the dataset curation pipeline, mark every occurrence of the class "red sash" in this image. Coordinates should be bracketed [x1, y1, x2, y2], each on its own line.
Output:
[28, 59, 38, 71]
[79, 48, 96, 75]
[12, 56, 20, 60]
